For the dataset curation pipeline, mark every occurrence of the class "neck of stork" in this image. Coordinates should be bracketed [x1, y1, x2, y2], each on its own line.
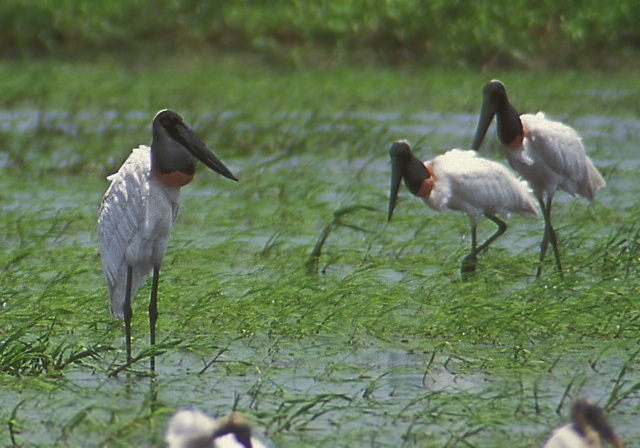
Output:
[495, 101, 524, 148]
[212, 413, 253, 448]
[403, 156, 434, 198]
[150, 128, 196, 188]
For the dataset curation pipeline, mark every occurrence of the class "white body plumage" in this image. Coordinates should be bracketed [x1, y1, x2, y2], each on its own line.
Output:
[388, 140, 537, 275]
[97, 110, 237, 372]
[423, 148, 538, 225]
[542, 400, 622, 448]
[471, 80, 606, 277]
[98, 145, 180, 319]
[166, 410, 272, 448]
[543, 424, 592, 448]
[510, 112, 605, 201]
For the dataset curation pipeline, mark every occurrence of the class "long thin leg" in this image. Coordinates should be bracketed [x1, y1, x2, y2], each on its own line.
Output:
[536, 196, 563, 278]
[460, 225, 479, 275]
[546, 197, 563, 275]
[475, 215, 507, 255]
[537, 197, 549, 277]
[149, 266, 160, 373]
[123, 265, 134, 364]
[461, 216, 507, 275]
[470, 225, 478, 252]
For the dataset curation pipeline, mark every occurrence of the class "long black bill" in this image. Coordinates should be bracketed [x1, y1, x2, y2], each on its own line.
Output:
[177, 125, 238, 181]
[388, 150, 405, 222]
[471, 98, 497, 152]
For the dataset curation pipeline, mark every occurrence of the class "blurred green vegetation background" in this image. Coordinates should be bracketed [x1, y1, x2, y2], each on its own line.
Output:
[2, 0, 639, 68]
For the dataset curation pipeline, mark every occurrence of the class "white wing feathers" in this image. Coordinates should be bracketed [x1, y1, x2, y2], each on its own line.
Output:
[166, 409, 272, 448]
[521, 113, 606, 200]
[98, 146, 181, 319]
[542, 424, 583, 448]
[427, 149, 538, 226]
[166, 409, 219, 448]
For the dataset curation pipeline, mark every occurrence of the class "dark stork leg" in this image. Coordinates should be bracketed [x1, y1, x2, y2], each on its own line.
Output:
[149, 265, 160, 373]
[475, 215, 507, 254]
[123, 265, 134, 364]
[461, 224, 478, 275]
[536, 196, 563, 278]
[461, 215, 507, 276]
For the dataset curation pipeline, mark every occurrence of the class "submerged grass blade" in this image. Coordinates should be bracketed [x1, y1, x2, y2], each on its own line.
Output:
[307, 205, 379, 273]
[8, 399, 26, 448]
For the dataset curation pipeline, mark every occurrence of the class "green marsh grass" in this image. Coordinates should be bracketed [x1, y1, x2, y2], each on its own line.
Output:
[2, 0, 639, 69]
[0, 59, 638, 446]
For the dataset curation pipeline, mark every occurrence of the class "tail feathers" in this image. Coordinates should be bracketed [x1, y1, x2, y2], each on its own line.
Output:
[110, 302, 125, 320]
[581, 162, 606, 201]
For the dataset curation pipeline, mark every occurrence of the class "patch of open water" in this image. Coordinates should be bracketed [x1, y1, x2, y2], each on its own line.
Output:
[1, 338, 636, 446]
[1, 107, 638, 446]
[1, 109, 637, 140]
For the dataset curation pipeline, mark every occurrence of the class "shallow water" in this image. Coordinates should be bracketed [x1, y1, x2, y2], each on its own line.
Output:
[2, 338, 636, 446]
[1, 104, 638, 447]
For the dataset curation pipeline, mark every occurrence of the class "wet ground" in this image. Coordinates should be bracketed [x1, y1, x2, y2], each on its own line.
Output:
[1, 103, 638, 447]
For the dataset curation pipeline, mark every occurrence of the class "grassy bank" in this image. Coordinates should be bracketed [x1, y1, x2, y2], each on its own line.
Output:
[2, 0, 639, 68]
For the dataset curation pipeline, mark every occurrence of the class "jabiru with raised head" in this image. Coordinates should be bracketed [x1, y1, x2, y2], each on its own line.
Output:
[98, 110, 237, 373]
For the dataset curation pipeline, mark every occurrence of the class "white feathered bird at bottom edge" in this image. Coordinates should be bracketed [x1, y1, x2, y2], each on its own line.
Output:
[166, 409, 273, 448]
[388, 140, 538, 275]
[543, 399, 623, 448]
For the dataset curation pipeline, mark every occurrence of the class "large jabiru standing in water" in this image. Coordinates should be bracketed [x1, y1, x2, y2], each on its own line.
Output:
[388, 140, 538, 275]
[98, 110, 238, 373]
[471, 80, 606, 278]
